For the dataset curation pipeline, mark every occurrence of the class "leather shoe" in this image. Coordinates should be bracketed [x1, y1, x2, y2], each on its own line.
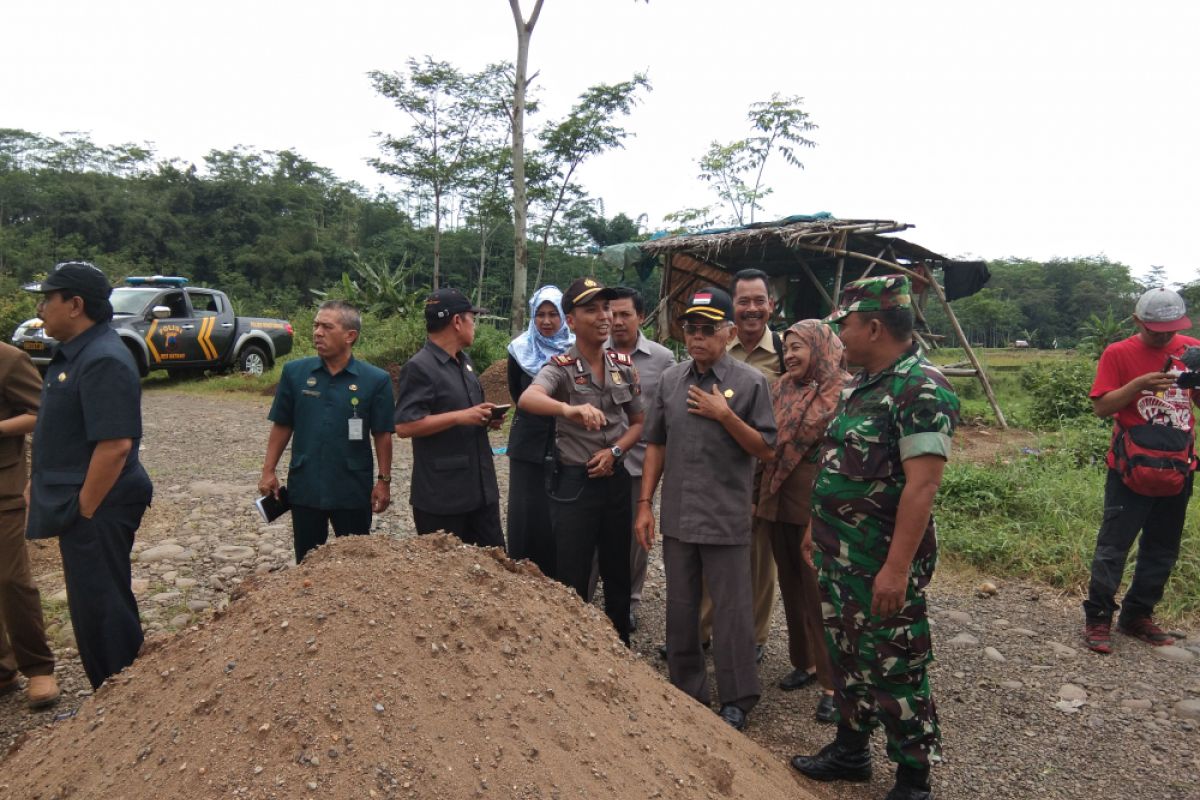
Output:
[778, 668, 817, 691]
[27, 674, 60, 709]
[815, 693, 836, 723]
[718, 704, 748, 731]
[790, 740, 872, 782]
[885, 783, 933, 800]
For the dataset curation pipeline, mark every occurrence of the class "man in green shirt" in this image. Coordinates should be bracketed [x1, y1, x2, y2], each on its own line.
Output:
[260, 300, 394, 563]
[792, 276, 958, 800]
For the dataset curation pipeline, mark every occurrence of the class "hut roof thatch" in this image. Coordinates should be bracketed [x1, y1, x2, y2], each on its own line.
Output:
[638, 215, 951, 276]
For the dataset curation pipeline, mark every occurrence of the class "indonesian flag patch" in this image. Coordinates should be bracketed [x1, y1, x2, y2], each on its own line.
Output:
[693, 292, 713, 305]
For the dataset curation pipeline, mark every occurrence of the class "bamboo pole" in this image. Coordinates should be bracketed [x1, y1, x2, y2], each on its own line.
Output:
[791, 251, 834, 307]
[832, 230, 848, 300]
[790, 242, 1008, 428]
[647, 257, 696, 342]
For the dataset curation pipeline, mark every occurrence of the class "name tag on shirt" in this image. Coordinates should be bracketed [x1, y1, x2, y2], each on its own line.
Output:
[348, 418, 364, 441]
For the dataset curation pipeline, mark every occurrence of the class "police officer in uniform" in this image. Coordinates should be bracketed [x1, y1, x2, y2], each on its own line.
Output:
[518, 278, 644, 645]
[792, 276, 959, 800]
[23, 262, 154, 690]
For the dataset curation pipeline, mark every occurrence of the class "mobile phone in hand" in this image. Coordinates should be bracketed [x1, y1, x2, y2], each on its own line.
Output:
[490, 404, 512, 420]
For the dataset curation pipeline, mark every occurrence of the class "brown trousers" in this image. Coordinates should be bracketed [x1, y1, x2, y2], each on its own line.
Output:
[0, 508, 54, 680]
[767, 519, 833, 688]
[699, 516, 776, 646]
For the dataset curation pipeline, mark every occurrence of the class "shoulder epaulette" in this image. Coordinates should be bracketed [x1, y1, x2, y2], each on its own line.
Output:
[606, 350, 634, 367]
[550, 354, 576, 366]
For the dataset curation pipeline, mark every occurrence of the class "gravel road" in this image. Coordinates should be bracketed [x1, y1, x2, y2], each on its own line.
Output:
[1, 388, 1197, 799]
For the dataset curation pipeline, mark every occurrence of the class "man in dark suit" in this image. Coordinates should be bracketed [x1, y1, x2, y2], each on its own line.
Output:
[24, 262, 153, 690]
[395, 288, 504, 547]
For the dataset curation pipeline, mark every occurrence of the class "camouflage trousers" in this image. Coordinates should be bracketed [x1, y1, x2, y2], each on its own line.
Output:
[817, 558, 941, 769]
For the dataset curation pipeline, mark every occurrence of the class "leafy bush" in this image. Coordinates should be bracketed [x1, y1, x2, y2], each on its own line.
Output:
[1019, 358, 1097, 428]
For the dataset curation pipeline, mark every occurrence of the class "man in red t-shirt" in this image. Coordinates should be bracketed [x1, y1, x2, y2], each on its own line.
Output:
[1084, 287, 1199, 654]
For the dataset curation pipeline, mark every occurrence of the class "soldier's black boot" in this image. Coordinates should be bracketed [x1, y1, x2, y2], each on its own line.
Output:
[790, 724, 872, 782]
[884, 765, 933, 799]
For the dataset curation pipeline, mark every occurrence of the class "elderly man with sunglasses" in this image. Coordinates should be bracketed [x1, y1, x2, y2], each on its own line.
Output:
[635, 286, 777, 731]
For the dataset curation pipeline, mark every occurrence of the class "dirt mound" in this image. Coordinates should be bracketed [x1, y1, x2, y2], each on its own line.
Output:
[478, 358, 510, 405]
[1, 535, 810, 800]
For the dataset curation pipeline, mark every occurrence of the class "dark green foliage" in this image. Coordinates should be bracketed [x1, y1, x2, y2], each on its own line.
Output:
[1018, 358, 1098, 428]
[928, 256, 1141, 349]
[1077, 309, 1133, 359]
[0, 129, 634, 331]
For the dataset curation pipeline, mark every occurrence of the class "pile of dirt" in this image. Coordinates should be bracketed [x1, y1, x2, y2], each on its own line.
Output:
[1, 535, 810, 800]
[478, 358, 511, 405]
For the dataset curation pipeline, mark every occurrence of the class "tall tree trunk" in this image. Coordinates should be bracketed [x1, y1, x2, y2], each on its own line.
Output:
[509, 0, 543, 335]
[432, 187, 442, 290]
[477, 218, 488, 307]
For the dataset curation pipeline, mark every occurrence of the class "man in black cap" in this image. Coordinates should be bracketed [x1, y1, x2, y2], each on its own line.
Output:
[395, 288, 504, 547]
[635, 286, 777, 731]
[518, 277, 644, 645]
[23, 261, 154, 690]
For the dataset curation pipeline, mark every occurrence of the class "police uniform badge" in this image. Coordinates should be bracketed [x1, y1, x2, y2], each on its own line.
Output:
[306, 377, 317, 387]
[58, 372, 67, 382]
[610, 371, 622, 385]
[574, 375, 588, 385]
[724, 388, 735, 398]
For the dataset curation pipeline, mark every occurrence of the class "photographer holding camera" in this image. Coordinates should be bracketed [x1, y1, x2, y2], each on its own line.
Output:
[1084, 287, 1200, 654]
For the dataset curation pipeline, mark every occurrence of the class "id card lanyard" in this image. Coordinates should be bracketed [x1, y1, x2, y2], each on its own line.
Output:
[348, 393, 364, 441]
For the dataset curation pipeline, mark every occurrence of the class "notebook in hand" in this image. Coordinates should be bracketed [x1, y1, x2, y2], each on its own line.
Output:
[255, 486, 291, 523]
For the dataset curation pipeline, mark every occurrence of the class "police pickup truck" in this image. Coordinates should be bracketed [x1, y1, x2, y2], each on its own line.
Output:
[11, 276, 294, 376]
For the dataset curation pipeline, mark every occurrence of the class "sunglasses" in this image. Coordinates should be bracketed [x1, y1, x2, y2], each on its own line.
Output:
[682, 322, 727, 338]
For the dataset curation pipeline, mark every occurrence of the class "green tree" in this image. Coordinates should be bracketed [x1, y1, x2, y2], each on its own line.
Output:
[1077, 309, 1133, 359]
[530, 73, 650, 287]
[697, 94, 818, 226]
[369, 58, 510, 289]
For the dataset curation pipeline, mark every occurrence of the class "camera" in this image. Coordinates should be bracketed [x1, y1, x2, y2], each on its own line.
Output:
[1176, 346, 1200, 389]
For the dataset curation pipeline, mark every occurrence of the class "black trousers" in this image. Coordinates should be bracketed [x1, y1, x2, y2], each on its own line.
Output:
[413, 502, 504, 548]
[58, 503, 147, 690]
[506, 459, 555, 577]
[291, 505, 372, 564]
[548, 465, 632, 645]
[1084, 468, 1191, 623]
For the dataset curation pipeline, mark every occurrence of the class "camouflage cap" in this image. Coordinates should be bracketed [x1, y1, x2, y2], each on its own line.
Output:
[823, 274, 912, 324]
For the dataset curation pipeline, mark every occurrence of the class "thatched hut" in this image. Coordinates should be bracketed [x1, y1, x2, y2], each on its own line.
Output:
[621, 214, 1005, 426]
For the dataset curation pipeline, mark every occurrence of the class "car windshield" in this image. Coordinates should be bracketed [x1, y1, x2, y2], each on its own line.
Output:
[110, 289, 163, 315]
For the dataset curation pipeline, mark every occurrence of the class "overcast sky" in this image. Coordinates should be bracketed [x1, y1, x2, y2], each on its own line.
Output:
[6, 1, 1198, 284]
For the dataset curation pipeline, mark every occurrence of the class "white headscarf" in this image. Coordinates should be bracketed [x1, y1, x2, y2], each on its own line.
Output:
[507, 285, 574, 376]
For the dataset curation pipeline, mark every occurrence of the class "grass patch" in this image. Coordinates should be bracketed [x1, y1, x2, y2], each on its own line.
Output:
[937, 424, 1200, 622]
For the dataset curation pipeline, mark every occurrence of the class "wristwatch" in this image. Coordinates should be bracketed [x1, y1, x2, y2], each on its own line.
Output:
[376, 474, 391, 483]
[610, 445, 624, 460]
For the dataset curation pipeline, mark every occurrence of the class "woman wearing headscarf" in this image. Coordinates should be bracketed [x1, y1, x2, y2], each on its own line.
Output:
[505, 286, 574, 577]
[756, 319, 848, 723]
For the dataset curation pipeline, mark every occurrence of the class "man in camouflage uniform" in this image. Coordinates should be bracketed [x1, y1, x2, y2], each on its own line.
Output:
[791, 275, 959, 800]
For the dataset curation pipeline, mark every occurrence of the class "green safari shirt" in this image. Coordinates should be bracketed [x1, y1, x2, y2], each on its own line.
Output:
[811, 345, 959, 576]
[268, 355, 394, 510]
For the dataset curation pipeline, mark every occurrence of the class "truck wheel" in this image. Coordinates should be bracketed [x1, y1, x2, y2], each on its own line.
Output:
[125, 341, 149, 378]
[237, 344, 269, 375]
